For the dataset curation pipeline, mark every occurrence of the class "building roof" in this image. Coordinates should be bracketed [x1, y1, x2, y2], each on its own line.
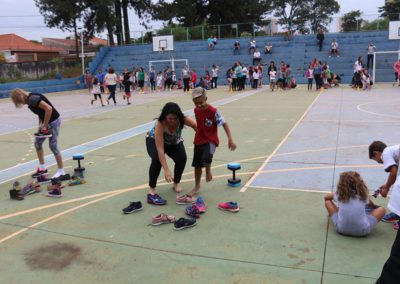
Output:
[89, 37, 108, 46]
[42, 37, 76, 48]
[0, 34, 60, 52]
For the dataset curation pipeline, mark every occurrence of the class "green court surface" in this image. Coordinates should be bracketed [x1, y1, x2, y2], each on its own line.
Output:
[0, 85, 395, 283]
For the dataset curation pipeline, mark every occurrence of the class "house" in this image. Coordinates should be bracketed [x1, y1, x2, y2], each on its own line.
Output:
[42, 36, 108, 58]
[0, 34, 60, 63]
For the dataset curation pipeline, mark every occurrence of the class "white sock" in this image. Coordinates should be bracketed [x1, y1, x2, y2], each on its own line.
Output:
[52, 168, 65, 178]
[38, 164, 47, 170]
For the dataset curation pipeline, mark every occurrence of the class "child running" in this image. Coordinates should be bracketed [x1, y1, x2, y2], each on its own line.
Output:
[324, 171, 385, 237]
[176, 87, 236, 203]
[91, 76, 104, 106]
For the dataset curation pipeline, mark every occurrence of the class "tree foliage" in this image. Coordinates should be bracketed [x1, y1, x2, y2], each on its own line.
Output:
[341, 10, 362, 32]
[271, 0, 339, 34]
[379, 0, 400, 21]
[362, 18, 389, 31]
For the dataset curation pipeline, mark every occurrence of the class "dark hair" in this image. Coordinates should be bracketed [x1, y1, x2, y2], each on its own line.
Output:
[158, 102, 185, 130]
[369, 141, 387, 159]
[108, 67, 115, 74]
[93, 76, 99, 84]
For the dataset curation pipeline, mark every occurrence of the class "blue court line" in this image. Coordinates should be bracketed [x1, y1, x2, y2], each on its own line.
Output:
[0, 89, 259, 184]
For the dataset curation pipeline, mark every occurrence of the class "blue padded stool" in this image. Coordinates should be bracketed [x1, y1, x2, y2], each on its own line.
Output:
[227, 162, 241, 187]
[73, 153, 85, 178]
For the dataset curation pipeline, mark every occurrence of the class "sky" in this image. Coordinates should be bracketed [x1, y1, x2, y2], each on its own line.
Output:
[0, 0, 385, 41]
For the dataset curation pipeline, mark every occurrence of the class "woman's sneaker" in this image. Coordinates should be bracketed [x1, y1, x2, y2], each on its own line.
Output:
[185, 205, 201, 218]
[176, 194, 196, 205]
[46, 186, 62, 198]
[32, 168, 48, 178]
[382, 212, 399, 223]
[151, 213, 176, 226]
[122, 201, 143, 214]
[34, 129, 52, 138]
[195, 196, 206, 213]
[173, 218, 197, 230]
[218, 201, 240, 212]
[68, 177, 86, 186]
[147, 193, 167, 205]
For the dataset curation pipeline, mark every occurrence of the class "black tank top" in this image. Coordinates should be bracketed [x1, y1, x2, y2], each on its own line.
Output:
[27, 93, 60, 123]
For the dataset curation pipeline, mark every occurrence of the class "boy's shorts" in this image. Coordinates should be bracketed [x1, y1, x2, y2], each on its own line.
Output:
[125, 91, 131, 98]
[192, 143, 216, 168]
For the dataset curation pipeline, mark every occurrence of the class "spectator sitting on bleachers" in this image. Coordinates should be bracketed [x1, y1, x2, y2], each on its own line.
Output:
[207, 36, 214, 50]
[233, 40, 240, 55]
[329, 39, 340, 58]
[212, 36, 217, 46]
[249, 39, 256, 54]
[264, 43, 272, 54]
[253, 49, 261, 66]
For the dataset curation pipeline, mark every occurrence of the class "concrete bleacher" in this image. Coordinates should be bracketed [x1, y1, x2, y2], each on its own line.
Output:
[0, 77, 86, 99]
[90, 31, 399, 85]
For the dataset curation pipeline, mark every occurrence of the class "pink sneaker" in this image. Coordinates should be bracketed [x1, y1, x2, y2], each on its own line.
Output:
[151, 213, 176, 226]
[195, 196, 206, 213]
[218, 201, 240, 212]
[176, 194, 196, 205]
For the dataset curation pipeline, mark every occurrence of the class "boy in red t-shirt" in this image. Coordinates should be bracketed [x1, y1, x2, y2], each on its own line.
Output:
[177, 87, 236, 203]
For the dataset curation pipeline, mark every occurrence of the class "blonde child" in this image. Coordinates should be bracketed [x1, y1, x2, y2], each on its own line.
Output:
[176, 87, 236, 204]
[91, 76, 104, 106]
[324, 171, 385, 237]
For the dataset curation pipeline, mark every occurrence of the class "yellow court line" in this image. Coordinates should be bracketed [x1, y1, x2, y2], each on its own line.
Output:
[240, 90, 324, 192]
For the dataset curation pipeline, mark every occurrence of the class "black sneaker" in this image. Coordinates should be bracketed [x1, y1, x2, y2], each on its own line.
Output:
[34, 129, 52, 138]
[173, 217, 197, 230]
[122, 201, 143, 214]
[32, 168, 48, 178]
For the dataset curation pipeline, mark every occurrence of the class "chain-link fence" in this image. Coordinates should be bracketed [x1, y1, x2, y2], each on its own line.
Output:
[111, 14, 398, 46]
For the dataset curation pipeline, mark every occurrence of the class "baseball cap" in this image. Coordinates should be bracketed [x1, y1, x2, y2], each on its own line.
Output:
[191, 87, 206, 99]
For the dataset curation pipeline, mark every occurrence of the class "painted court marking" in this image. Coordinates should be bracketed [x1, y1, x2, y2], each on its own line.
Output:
[240, 89, 323, 192]
[357, 100, 400, 119]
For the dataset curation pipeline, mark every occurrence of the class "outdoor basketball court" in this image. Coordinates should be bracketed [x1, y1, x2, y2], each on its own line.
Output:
[0, 84, 397, 283]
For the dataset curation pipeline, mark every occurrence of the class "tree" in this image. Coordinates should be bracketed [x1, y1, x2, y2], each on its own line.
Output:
[35, 0, 85, 60]
[126, 0, 154, 44]
[379, 0, 400, 21]
[271, 0, 339, 34]
[341, 10, 363, 32]
[362, 18, 389, 31]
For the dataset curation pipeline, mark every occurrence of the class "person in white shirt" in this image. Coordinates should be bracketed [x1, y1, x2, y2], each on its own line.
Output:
[354, 56, 364, 73]
[104, 67, 119, 105]
[252, 49, 261, 66]
[329, 39, 339, 57]
[249, 39, 256, 54]
[269, 69, 277, 91]
[252, 69, 259, 89]
[366, 42, 376, 69]
[211, 64, 219, 89]
[369, 141, 400, 225]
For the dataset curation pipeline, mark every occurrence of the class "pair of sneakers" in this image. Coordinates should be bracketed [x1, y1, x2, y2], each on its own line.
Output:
[185, 196, 207, 218]
[34, 129, 52, 138]
[122, 201, 143, 214]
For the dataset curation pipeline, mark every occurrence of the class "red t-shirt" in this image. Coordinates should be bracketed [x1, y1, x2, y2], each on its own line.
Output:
[194, 104, 222, 146]
[191, 72, 197, 83]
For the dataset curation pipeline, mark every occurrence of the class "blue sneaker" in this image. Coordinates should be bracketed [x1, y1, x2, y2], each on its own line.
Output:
[147, 193, 167, 206]
[382, 212, 399, 223]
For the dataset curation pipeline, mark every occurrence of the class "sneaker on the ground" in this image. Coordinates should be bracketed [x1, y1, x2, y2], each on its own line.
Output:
[218, 201, 240, 212]
[147, 193, 167, 205]
[32, 168, 48, 178]
[185, 204, 201, 218]
[122, 201, 143, 214]
[46, 187, 62, 198]
[382, 212, 399, 223]
[34, 129, 52, 138]
[20, 182, 41, 196]
[68, 177, 86, 186]
[173, 217, 197, 230]
[151, 213, 175, 226]
[195, 196, 206, 213]
[176, 194, 196, 205]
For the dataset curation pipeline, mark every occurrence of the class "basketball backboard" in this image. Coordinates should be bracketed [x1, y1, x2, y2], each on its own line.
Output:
[152, 35, 174, 52]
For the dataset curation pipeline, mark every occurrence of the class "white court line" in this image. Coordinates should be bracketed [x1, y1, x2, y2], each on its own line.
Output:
[240, 90, 323, 192]
[357, 100, 400, 119]
[249, 185, 328, 194]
